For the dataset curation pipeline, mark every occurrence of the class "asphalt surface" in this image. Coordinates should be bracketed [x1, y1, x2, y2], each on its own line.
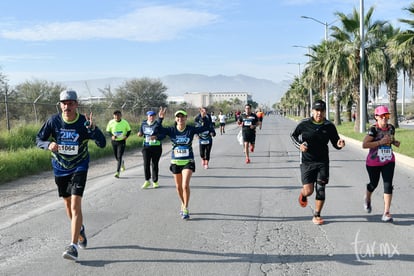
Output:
[0, 116, 413, 276]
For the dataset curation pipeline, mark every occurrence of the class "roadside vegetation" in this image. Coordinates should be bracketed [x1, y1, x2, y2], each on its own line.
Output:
[0, 123, 141, 184]
[0, 113, 236, 185]
[0, 75, 241, 185]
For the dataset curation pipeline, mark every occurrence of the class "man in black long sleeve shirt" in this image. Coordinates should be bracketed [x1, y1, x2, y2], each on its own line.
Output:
[290, 100, 345, 225]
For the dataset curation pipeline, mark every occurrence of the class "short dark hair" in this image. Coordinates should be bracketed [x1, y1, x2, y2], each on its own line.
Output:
[113, 110, 122, 115]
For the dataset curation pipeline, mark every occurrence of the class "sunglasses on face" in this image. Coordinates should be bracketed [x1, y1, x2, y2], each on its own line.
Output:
[376, 114, 390, 119]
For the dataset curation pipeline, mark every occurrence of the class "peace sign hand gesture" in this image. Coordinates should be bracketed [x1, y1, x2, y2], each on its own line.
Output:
[84, 112, 95, 130]
[159, 106, 167, 118]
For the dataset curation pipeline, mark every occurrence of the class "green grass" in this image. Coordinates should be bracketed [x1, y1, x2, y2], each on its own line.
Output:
[0, 126, 145, 185]
[0, 125, 40, 151]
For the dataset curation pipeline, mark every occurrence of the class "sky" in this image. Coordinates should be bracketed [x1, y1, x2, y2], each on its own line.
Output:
[1, 0, 413, 90]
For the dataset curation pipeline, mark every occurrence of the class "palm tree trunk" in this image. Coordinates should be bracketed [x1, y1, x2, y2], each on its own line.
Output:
[388, 71, 399, 128]
[353, 78, 361, 132]
[333, 92, 342, 125]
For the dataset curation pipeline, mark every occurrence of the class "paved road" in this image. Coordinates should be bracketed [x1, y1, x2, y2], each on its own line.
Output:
[1, 116, 413, 276]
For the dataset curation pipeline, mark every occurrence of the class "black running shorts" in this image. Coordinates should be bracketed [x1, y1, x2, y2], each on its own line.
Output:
[55, 171, 88, 198]
[242, 129, 256, 144]
[169, 161, 196, 174]
[300, 162, 329, 185]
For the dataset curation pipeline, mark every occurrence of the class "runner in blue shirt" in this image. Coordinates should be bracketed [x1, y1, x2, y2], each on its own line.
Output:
[137, 108, 166, 188]
[36, 90, 106, 261]
[195, 107, 216, 169]
[158, 109, 214, 219]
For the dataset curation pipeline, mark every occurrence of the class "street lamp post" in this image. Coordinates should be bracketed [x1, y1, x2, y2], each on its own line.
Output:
[359, 0, 366, 133]
[293, 45, 313, 116]
[301, 16, 337, 120]
[301, 16, 329, 41]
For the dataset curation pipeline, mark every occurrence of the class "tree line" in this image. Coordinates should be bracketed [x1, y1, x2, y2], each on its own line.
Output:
[0, 74, 252, 131]
[279, 4, 414, 131]
[0, 76, 174, 130]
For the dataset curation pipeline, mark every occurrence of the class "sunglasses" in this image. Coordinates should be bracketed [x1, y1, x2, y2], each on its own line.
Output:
[376, 114, 390, 119]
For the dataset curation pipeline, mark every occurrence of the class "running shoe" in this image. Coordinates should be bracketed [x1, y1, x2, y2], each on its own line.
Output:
[298, 193, 307, 208]
[182, 207, 190, 220]
[381, 212, 393, 222]
[114, 172, 119, 178]
[121, 161, 125, 172]
[204, 164, 209, 169]
[245, 158, 250, 164]
[364, 196, 372, 213]
[152, 182, 159, 188]
[78, 225, 87, 249]
[312, 216, 324, 225]
[141, 180, 151, 189]
[62, 245, 78, 261]
[179, 204, 184, 215]
[250, 144, 254, 152]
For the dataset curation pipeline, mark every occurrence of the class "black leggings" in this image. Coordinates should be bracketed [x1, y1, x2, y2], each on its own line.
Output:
[199, 143, 213, 161]
[366, 162, 395, 194]
[142, 146, 162, 182]
[111, 140, 126, 172]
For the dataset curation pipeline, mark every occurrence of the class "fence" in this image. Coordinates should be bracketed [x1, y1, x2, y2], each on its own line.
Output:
[0, 100, 205, 132]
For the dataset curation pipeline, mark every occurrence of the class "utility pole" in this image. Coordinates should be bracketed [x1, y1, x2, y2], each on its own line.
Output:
[359, 0, 366, 133]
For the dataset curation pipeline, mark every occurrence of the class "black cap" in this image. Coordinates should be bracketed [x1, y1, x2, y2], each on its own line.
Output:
[312, 100, 326, 110]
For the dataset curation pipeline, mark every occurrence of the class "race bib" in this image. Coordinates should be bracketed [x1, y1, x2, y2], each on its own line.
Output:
[200, 140, 210, 145]
[174, 147, 190, 158]
[114, 131, 124, 139]
[378, 145, 392, 162]
[58, 143, 79, 155]
[244, 121, 252, 126]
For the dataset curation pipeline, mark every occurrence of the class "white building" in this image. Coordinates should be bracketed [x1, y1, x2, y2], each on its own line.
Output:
[183, 92, 252, 107]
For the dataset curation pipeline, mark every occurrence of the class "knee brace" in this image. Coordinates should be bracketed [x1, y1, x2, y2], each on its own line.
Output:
[366, 182, 377, 193]
[315, 181, 326, 201]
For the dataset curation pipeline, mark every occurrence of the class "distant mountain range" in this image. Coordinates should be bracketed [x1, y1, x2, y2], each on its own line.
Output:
[61, 74, 290, 106]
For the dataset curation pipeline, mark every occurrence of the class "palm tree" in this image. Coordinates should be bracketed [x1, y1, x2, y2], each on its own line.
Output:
[393, 3, 414, 97]
[320, 40, 352, 125]
[330, 6, 388, 131]
[280, 77, 307, 117]
[303, 43, 328, 111]
[379, 25, 401, 127]
[304, 39, 353, 125]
